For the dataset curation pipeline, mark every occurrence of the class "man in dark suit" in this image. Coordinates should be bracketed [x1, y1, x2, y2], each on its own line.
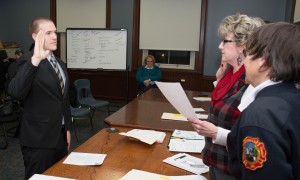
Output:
[8, 17, 71, 180]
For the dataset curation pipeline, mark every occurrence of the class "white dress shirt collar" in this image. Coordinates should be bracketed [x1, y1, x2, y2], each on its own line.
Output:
[238, 80, 282, 112]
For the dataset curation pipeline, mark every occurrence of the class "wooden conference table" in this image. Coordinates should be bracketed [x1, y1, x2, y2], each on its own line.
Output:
[43, 127, 209, 179]
[105, 88, 211, 132]
[44, 88, 211, 179]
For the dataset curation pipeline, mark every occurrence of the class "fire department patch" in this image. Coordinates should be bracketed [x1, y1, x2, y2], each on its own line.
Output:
[242, 136, 267, 170]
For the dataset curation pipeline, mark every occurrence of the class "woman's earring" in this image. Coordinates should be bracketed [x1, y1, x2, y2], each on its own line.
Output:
[237, 53, 243, 66]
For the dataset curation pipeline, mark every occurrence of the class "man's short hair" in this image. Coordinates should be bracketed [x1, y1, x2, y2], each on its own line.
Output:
[15, 49, 24, 55]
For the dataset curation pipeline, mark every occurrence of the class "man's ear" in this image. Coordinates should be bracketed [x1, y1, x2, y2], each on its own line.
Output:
[258, 56, 270, 72]
[32, 33, 37, 41]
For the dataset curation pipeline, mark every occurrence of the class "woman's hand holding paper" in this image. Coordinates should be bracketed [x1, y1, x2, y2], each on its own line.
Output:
[188, 118, 218, 139]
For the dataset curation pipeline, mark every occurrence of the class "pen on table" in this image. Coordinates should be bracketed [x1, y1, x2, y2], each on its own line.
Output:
[171, 136, 204, 140]
[186, 138, 204, 140]
[174, 155, 186, 160]
[184, 161, 206, 168]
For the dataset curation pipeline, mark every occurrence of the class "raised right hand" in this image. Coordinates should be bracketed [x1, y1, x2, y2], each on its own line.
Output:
[31, 30, 50, 66]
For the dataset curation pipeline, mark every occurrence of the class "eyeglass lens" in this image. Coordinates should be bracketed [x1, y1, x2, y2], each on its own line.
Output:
[222, 39, 237, 44]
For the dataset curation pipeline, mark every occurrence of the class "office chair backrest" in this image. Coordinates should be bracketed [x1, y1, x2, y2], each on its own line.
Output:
[0, 100, 13, 116]
[74, 79, 93, 100]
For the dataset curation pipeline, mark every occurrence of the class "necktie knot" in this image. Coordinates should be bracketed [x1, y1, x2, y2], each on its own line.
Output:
[51, 56, 57, 66]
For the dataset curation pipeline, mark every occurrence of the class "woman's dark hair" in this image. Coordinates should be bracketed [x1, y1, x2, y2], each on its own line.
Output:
[246, 22, 300, 82]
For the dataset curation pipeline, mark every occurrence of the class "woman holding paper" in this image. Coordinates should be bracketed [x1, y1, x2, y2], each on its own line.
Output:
[188, 14, 264, 180]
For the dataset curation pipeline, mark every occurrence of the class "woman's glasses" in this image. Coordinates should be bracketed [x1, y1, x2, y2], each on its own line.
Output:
[222, 39, 238, 44]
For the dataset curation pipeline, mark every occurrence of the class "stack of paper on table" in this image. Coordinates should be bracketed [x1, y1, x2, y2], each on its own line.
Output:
[29, 174, 76, 180]
[168, 130, 205, 153]
[63, 152, 107, 165]
[193, 97, 211, 101]
[119, 169, 207, 180]
[161, 112, 208, 121]
[193, 108, 205, 112]
[196, 113, 208, 119]
[163, 153, 209, 175]
[161, 109, 206, 121]
[119, 129, 166, 145]
[161, 113, 187, 121]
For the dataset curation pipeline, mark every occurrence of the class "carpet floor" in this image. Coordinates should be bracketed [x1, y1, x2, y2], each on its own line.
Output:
[0, 103, 124, 180]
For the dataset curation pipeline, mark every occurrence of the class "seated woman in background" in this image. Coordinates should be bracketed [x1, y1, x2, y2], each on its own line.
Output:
[136, 55, 161, 95]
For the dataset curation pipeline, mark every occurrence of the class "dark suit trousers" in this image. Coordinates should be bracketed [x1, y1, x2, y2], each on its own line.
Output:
[21, 126, 68, 180]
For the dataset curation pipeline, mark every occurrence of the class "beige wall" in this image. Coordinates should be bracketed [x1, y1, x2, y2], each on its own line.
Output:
[56, 0, 106, 32]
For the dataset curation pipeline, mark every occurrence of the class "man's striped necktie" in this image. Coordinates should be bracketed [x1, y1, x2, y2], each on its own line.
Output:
[50, 56, 65, 94]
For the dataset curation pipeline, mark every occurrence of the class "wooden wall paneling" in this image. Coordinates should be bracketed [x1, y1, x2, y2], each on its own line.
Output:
[132, 0, 141, 70]
[161, 71, 215, 93]
[194, 0, 207, 72]
[50, 0, 60, 58]
[106, 0, 111, 27]
[68, 70, 128, 101]
[202, 75, 215, 92]
[68, 69, 215, 102]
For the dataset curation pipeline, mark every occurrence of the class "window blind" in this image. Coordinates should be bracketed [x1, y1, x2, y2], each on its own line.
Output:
[139, 0, 201, 51]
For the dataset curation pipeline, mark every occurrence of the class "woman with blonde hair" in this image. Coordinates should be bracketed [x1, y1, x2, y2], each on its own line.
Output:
[136, 55, 161, 95]
[188, 14, 264, 180]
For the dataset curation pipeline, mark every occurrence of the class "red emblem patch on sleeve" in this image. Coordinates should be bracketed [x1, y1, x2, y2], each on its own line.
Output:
[242, 136, 267, 170]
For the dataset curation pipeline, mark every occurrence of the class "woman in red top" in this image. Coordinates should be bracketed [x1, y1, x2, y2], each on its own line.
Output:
[188, 14, 264, 180]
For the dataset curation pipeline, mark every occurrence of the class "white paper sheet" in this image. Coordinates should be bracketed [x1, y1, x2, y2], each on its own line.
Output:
[29, 174, 76, 180]
[171, 130, 204, 140]
[155, 82, 197, 119]
[193, 97, 211, 102]
[63, 152, 106, 166]
[168, 130, 205, 153]
[196, 113, 208, 120]
[168, 139, 205, 153]
[161, 113, 187, 121]
[119, 129, 166, 144]
[161, 113, 208, 121]
[170, 175, 207, 180]
[163, 153, 209, 175]
[193, 108, 205, 112]
[119, 169, 207, 180]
